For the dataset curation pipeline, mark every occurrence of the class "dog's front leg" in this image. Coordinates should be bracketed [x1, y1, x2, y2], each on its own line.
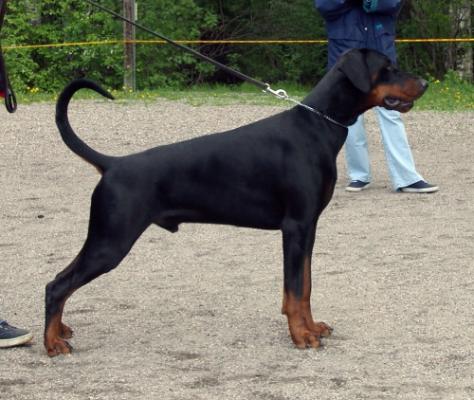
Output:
[281, 220, 332, 348]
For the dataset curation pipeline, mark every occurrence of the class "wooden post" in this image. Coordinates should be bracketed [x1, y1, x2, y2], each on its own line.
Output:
[123, 0, 136, 91]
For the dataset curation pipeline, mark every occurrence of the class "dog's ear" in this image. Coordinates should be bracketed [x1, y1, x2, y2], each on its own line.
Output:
[338, 49, 372, 93]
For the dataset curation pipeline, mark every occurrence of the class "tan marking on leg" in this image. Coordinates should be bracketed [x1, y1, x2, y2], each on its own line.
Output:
[44, 312, 72, 357]
[44, 292, 75, 357]
[58, 291, 75, 339]
[281, 291, 288, 315]
[301, 256, 333, 337]
[284, 256, 332, 348]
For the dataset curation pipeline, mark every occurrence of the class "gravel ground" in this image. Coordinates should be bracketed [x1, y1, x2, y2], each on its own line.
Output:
[0, 98, 473, 400]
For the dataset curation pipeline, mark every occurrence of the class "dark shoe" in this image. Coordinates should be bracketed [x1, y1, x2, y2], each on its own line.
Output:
[0, 320, 33, 348]
[345, 180, 371, 192]
[399, 180, 439, 193]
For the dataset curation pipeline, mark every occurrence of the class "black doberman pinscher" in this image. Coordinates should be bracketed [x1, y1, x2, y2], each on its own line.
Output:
[45, 49, 427, 356]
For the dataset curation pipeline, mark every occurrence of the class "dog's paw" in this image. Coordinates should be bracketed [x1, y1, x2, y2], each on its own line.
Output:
[309, 321, 333, 338]
[59, 323, 74, 339]
[291, 329, 322, 349]
[287, 315, 332, 349]
[46, 338, 73, 357]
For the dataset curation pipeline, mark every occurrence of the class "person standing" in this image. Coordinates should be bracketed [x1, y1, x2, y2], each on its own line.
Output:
[0, 0, 33, 348]
[315, 0, 438, 193]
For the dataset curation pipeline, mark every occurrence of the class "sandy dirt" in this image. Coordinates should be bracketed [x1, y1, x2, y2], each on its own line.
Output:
[0, 98, 472, 400]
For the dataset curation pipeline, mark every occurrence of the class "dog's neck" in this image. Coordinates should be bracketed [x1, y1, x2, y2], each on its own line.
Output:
[302, 69, 369, 127]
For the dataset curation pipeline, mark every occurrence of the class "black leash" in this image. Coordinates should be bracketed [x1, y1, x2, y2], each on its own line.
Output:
[84, 0, 347, 128]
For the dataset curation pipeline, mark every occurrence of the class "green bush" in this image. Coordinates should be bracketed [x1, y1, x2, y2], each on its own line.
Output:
[1, 0, 472, 92]
[2, 0, 218, 91]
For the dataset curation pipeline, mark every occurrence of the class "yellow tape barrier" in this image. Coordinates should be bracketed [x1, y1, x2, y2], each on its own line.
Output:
[3, 38, 474, 50]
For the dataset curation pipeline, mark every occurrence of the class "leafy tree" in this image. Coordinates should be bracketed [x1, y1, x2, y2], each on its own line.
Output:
[3, 0, 123, 91]
[0, 0, 472, 91]
[135, 0, 218, 88]
[398, 0, 472, 79]
[196, 0, 328, 84]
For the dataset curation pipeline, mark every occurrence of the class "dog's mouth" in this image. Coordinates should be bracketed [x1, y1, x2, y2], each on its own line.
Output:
[383, 97, 414, 113]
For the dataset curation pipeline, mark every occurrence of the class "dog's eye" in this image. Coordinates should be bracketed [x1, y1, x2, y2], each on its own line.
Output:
[386, 66, 398, 74]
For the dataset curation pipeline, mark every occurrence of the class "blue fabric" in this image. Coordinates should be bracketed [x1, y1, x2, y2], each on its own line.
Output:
[344, 108, 423, 190]
[315, 1, 424, 189]
[363, 0, 379, 13]
[315, 0, 401, 68]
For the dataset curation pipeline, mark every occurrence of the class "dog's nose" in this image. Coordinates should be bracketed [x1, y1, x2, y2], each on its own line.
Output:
[419, 79, 429, 92]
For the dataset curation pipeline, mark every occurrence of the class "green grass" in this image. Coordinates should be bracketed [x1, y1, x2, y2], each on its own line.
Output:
[16, 74, 474, 110]
[16, 81, 308, 107]
[415, 72, 474, 111]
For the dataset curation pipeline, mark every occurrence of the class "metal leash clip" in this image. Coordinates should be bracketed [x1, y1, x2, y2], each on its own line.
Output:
[263, 83, 347, 128]
[263, 84, 289, 100]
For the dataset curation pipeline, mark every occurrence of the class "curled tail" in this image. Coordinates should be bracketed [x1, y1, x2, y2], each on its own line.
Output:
[56, 79, 116, 173]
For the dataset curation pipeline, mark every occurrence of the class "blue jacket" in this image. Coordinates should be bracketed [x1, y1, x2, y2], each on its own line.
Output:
[315, 0, 402, 68]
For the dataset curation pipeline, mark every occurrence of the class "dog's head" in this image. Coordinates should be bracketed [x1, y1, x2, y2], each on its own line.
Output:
[337, 49, 428, 113]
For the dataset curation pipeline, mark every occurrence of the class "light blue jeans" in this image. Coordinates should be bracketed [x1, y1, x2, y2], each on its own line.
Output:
[345, 107, 423, 190]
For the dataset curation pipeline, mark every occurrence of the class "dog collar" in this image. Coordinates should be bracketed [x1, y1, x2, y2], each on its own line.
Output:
[264, 85, 347, 129]
[294, 102, 348, 128]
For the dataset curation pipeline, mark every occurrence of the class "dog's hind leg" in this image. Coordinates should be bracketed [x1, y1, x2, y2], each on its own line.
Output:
[281, 219, 332, 349]
[44, 181, 149, 357]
